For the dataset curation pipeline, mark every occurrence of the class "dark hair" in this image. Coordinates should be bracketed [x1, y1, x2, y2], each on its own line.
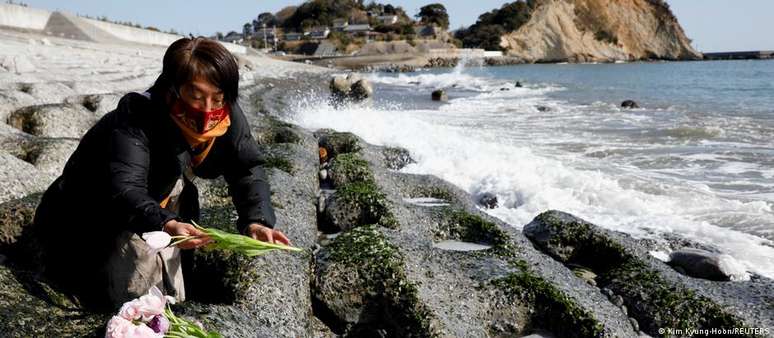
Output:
[150, 37, 239, 104]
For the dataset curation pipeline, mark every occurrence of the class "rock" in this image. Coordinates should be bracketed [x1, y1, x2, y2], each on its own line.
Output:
[0, 193, 42, 255]
[323, 180, 395, 231]
[7, 138, 79, 176]
[381, 146, 414, 170]
[523, 210, 594, 262]
[0, 265, 108, 337]
[498, 0, 701, 62]
[313, 226, 436, 336]
[317, 131, 361, 159]
[0, 151, 52, 203]
[329, 74, 373, 104]
[536, 105, 551, 112]
[477, 192, 499, 209]
[7, 104, 96, 138]
[500, 87, 510, 91]
[431, 89, 448, 102]
[64, 93, 122, 119]
[621, 100, 639, 109]
[668, 248, 748, 281]
[515, 81, 523, 88]
[350, 79, 373, 100]
[523, 210, 765, 336]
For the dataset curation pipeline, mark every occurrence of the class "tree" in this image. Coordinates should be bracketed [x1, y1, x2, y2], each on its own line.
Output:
[243, 23, 253, 37]
[416, 3, 449, 29]
[255, 12, 278, 27]
[455, 1, 537, 49]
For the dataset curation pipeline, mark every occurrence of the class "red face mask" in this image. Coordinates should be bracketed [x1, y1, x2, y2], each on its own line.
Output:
[171, 99, 229, 134]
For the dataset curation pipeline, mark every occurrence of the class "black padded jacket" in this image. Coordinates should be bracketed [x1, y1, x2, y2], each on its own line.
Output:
[34, 91, 276, 238]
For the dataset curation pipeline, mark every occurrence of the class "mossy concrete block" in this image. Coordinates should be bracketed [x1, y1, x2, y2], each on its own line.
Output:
[523, 210, 595, 262]
[0, 266, 108, 337]
[492, 261, 605, 338]
[436, 209, 512, 256]
[314, 226, 438, 336]
[324, 180, 397, 231]
[317, 131, 361, 158]
[0, 193, 41, 248]
[253, 116, 301, 145]
[328, 152, 373, 188]
[7, 103, 96, 138]
[523, 210, 754, 337]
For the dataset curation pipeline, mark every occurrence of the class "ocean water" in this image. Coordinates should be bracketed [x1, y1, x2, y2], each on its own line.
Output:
[286, 60, 774, 279]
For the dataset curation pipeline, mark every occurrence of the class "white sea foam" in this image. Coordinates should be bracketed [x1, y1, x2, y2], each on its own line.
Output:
[288, 71, 774, 279]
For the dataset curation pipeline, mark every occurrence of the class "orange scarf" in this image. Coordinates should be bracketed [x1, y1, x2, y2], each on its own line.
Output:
[170, 114, 231, 166]
[160, 115, 230, 209]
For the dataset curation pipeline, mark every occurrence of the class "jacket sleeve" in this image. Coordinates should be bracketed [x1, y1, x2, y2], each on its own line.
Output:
[222, 107, 276, 234]
[109, 128, 178, 234]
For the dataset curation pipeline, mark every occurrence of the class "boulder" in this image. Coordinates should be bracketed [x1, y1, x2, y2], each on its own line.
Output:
[515, 81, 523, 88]
[477, 192, 499, 209]
[323, 180, 396, 231]
[431, 89, 448, 102]
[329, 74, 373, 104]
[7, 104, 96, 138]
[620, 100, 639, 109]
[668, 248, 748, 281]
[0, 151, 52, 203]
[64, 93, 122, 119]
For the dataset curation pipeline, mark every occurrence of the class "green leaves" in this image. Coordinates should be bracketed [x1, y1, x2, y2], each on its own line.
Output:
[191, 221, 302, 257]
[164, 306, 222, 338]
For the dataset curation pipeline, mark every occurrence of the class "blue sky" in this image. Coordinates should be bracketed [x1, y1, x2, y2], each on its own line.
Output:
[21, 0, 774, 52]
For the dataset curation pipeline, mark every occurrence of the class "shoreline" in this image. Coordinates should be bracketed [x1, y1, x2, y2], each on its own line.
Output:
[0, 28, 772, 337]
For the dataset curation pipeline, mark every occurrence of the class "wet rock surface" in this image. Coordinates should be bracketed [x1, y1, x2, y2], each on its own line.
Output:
[1, 52, 771, 338]
[524, 210, 774, 336]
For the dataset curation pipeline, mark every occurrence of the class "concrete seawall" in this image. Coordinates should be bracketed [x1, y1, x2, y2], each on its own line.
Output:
[0, 3, 246, 54]
[0, 4, 50, 30]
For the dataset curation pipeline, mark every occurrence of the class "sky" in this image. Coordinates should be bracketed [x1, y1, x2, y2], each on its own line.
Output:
[20, 0, 774, 52]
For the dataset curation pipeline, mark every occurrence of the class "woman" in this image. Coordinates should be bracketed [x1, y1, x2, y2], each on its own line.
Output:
[33, 37, 288, 309]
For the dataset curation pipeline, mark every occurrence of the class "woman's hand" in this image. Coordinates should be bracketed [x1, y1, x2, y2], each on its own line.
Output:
[162, 220, 212, 249]
[247, 223, 290, 245]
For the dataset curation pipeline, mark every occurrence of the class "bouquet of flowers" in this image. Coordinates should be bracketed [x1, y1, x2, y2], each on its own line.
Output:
[142, 221, 302, 256]
[105, 286, 221, 338]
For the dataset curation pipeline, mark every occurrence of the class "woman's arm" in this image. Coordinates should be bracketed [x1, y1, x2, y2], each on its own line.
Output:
[221, 105, 277, 236]
[108, 128, 178, 234]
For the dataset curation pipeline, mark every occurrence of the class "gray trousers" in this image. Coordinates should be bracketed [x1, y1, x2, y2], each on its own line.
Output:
[105, 177, 187, 307]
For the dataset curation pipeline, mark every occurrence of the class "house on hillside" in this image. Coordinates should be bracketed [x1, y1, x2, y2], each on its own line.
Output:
[310, 26, 330, 40]
[332, 19, 348, 32]
[377, 15, 398, 25]
[344, 24, 371, 36]
[284, 32, 306, 41]
[222, 31, 243, 43]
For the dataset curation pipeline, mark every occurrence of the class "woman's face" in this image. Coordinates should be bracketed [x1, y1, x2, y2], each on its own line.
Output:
[178, 77, 225, 112]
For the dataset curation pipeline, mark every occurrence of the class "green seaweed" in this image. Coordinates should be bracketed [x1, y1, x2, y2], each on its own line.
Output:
[326, 226, 437, 337]
[262, 156, 295, 175]
[329, 153, 373, 187]
[335, 180, 397, 228]
[492, 261, 605, 338]
[440, 209, 513, 256]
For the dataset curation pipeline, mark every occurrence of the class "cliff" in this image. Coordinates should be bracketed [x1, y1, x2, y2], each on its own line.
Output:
[499, 0, 702, 62]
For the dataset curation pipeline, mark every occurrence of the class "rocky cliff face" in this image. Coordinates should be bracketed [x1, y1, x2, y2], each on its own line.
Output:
[500, 0, 701, 62]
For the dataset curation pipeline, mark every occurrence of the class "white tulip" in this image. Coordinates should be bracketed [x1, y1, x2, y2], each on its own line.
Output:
[141, 231, 172, 254]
